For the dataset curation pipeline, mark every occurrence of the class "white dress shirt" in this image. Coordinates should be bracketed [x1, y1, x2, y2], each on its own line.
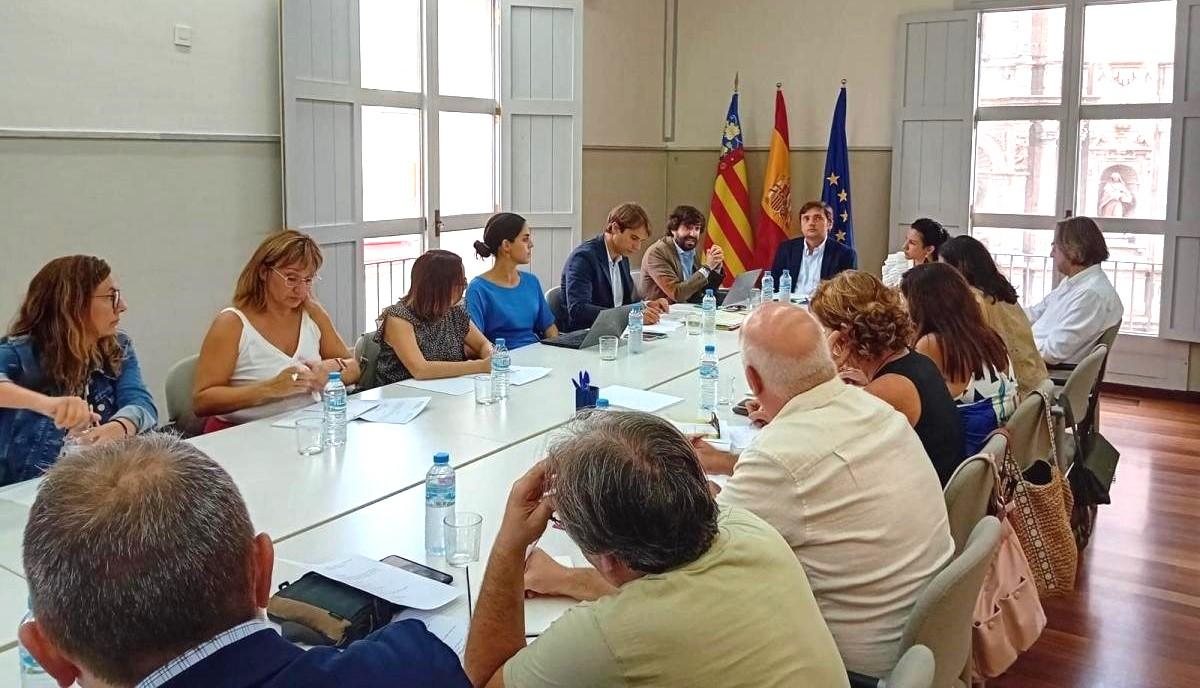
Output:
[606, 245, 624, 307]
[796, 239, 826, 297]
[1026, 263, 1124, 365]
[717, 378, 953, 676]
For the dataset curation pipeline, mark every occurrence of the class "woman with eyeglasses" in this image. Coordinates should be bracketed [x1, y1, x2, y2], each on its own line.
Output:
[193, 230, 360, 432]
[0, 256, 157, 486]
[373, 249, 493, 386]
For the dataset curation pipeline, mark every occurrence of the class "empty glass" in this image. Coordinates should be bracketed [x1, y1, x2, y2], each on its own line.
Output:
[474, 374, 494, 405]
[295, 417, 324, 455]
[444, 512, 483, 566]
[719, 376, 738, 406]
[599, 335, 619, 360]
[686, 312, 702, 335]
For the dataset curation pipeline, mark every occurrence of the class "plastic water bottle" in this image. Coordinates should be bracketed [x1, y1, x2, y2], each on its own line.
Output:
[628, 303, 644, 354]
[595, 398, 610, 410]
[425, 452, 455, 557]
[701, 289, 717, 341]
[779, 269, 793, 302]
[322, 371, 347, 448]
[760, 273, 775, 305]
[491, 338, 511, 400]
[19, 601, 55, 688]
[699, 344, 719, 413]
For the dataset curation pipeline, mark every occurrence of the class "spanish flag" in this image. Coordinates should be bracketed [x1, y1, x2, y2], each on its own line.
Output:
[755, 85, 792, 269]
[705, 87, 754, 286]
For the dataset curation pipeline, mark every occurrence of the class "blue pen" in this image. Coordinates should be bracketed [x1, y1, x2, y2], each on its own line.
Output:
[582, 371, 590, 387]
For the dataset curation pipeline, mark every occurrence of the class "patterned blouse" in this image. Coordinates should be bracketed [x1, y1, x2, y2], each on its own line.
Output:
[374, 302, 470, 384]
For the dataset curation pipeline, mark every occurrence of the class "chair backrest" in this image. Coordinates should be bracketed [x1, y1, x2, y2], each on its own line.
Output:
[898, 516, 1001, 688]
[1004, 379, 1055, 472]
[164, 354, 203, 436]
[1059, 344, 1107, 428]
[630, 269, 641, 298]
[1097, 322, 1120, 351]
[943, 433, 1003, 555]
[545, 286, 567, 330]
[355, 331, 382, 391]
[883, 644, 935, 688]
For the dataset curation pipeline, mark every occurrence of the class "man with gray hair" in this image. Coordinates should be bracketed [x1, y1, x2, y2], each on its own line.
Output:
[18, 433, 470, 688]
[464, 410, 849, 688]
[692, 302, 953, 677]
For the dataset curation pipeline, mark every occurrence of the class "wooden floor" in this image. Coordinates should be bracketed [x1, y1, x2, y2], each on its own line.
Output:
[992, 392, 1200, 688]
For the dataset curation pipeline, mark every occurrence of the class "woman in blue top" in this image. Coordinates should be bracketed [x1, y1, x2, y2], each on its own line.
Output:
[0, 256, 158, 485]
[466, 212, 560, 348]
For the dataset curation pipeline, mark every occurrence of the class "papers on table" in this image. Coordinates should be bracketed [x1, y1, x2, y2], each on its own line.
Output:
[271, 399, 380, 428]
[525, 555, 578, 638]
[598, 386, 682, 413]
[304, 555, 461, 610]
[668, 420, 731, 453]
[727, 424, 761, 451]
[642, 320, 683, 335]
[397, 600, 469, 658]
[359, 397, 431, 424]
[396, 366, 552, 396]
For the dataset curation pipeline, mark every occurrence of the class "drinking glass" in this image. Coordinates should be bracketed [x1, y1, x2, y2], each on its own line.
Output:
[295, 417, 324, 455]
[444, 512, 483, 566]
[599, 336, 619, 360]
[474, 374, 494, 405]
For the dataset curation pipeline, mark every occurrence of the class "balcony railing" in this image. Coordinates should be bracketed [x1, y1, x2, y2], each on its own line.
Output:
[990, 252, 1161, 335]
[364, 257, 417, 330]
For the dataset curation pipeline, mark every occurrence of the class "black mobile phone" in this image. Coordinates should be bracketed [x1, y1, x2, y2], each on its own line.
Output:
[380, 555, 454, 585]
[732, 398, 752, 417]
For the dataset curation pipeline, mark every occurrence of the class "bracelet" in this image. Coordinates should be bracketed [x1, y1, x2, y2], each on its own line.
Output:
[114, 418, 134, 436]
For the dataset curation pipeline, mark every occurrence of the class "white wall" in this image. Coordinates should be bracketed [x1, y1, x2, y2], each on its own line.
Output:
[0, 0, 281, 417]
[673, 0, 955, 148]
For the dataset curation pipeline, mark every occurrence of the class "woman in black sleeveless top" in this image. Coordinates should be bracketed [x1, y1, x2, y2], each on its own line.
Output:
[811, 271, 966, 485]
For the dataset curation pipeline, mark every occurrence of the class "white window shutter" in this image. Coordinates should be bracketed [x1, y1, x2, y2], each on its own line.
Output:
[281, 0, 365, 341]
[1161, 0, 1200, 342]
[500, 0, 583, 290]
[888, 11, 979, 249]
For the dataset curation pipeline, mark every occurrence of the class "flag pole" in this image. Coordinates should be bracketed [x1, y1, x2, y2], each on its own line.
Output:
[734, 72, 739, 92]
[776, 81, 782, 89]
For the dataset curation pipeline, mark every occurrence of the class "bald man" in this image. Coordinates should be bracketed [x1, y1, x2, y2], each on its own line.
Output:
[693, 303, 954, 677]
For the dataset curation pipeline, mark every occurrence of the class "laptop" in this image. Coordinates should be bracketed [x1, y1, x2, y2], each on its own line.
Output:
[720, 268, 762, 307]
[542, 304, 635, 350]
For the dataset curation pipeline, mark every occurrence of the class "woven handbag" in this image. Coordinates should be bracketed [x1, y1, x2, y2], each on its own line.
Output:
[1001, 390, 1078, 597]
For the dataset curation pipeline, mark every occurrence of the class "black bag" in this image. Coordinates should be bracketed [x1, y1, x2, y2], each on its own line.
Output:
[267, 572, 397, 647]
[1063, 395, 1120, 551]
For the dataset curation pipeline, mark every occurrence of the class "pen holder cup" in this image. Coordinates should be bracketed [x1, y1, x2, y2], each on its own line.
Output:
[574, 385, 600, 411]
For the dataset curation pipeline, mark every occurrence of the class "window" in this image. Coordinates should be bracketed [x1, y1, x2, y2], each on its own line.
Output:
[359, 0, 500, 325]
[970, 1, 1177, 336]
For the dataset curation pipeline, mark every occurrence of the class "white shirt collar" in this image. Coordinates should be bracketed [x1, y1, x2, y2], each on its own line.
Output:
[137, 619, 272, 688]
[805, 238, 827, 256]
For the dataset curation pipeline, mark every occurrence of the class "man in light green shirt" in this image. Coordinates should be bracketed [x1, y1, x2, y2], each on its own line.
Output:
[464, 411, 848, 688]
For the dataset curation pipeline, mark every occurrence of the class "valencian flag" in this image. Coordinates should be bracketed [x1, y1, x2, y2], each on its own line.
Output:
[755, 84, 792, 270]
[705, 82, 754, 286]
[821, 82, 854, 247]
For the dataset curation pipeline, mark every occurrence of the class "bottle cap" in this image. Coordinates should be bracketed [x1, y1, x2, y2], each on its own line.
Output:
[596, 398, 610, 408]
[328, 371, 341, 380]
[433, 452, 450, 464]
[705, 288, 714, 296]
[496, 338, 506, 347]
[704, 344, 716, 353]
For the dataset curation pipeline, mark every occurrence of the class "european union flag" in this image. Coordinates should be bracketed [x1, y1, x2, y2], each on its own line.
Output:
[821, 85, 854, 248]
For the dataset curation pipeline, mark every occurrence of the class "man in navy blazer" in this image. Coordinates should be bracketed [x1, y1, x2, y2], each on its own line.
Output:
[19, 434, 471, 688]
[770, 200, 857, 297]
[560, 202, 669, 331]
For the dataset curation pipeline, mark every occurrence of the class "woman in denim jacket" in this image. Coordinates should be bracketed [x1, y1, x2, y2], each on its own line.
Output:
[0, 256, 158, 486]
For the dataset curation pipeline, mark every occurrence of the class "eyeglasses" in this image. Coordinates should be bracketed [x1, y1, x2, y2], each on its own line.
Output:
[93, 289, 122, 309]
[271, 268, 321, 289]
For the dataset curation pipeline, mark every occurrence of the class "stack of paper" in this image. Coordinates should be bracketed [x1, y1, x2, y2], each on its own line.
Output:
[271, 399, 379, 428]
[397, 366, 551, 395]
[881, 251, 912, 288]
[359, 397, 431, 424]
[598, 386, 682, 412]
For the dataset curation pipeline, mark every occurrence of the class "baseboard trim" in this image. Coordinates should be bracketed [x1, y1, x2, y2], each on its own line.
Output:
[1102, 382, 1200, 403]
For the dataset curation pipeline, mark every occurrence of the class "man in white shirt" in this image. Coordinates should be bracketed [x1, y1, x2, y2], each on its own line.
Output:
[693, 302, 954, 677]
[1027, 216, 1124, 364]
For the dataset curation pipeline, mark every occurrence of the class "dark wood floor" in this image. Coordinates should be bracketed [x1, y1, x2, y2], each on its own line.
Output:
[991, 392, 1200, 688]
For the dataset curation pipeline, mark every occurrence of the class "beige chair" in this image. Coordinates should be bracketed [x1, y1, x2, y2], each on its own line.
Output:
[1056, 344, 1108, 455]
[354, 331, 383, 391]
[883, 645, 935, 688]
[164, 354, 204, 437]
[943, 432, 1004, 555]
[1055, 344, 1116, 551]
[850, 518, 1001, 688]
[1004, 379, 1058, 472]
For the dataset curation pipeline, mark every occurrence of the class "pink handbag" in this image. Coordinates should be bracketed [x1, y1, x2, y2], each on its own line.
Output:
[972, 437, 1047, 679]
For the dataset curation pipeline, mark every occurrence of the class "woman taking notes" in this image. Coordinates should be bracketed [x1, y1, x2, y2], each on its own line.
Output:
[193, 230, 360, 431]
[466, 213, 559, 348]
[374, 250, 493, 385]
[0, 256, 157, 485]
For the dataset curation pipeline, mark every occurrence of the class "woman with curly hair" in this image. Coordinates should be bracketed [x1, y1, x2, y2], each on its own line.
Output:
[811, 270, 965, 484]
[0, 256, 158, 485]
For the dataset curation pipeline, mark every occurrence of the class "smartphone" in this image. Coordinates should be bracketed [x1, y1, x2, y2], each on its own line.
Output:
[380, 555, 454, 585]
[732, 398, 753, 417]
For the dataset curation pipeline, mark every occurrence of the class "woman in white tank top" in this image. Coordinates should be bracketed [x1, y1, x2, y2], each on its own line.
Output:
[192, 231, 361, 429]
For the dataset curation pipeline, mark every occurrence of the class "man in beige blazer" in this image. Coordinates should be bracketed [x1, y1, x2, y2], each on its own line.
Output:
[639, 205, 726, 304]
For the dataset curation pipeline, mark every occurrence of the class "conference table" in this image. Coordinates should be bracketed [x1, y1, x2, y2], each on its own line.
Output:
[0, 306, 748, 657]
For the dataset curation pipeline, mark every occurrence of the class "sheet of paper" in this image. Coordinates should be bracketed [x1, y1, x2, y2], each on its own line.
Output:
[508, 366, 551, 386]
[727, 425, 761, 451]
[396, 376, 476, 396]
[524, 556, 582, 637]
[271, 399, 380, 428]
[598, 386, 682, 413]
[708, 473, 730, 489]
[643, 320, 683, 334]
[359, 397, 431, 424]
[306, 555, 462, 610]
[397, 600, 469, 658]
